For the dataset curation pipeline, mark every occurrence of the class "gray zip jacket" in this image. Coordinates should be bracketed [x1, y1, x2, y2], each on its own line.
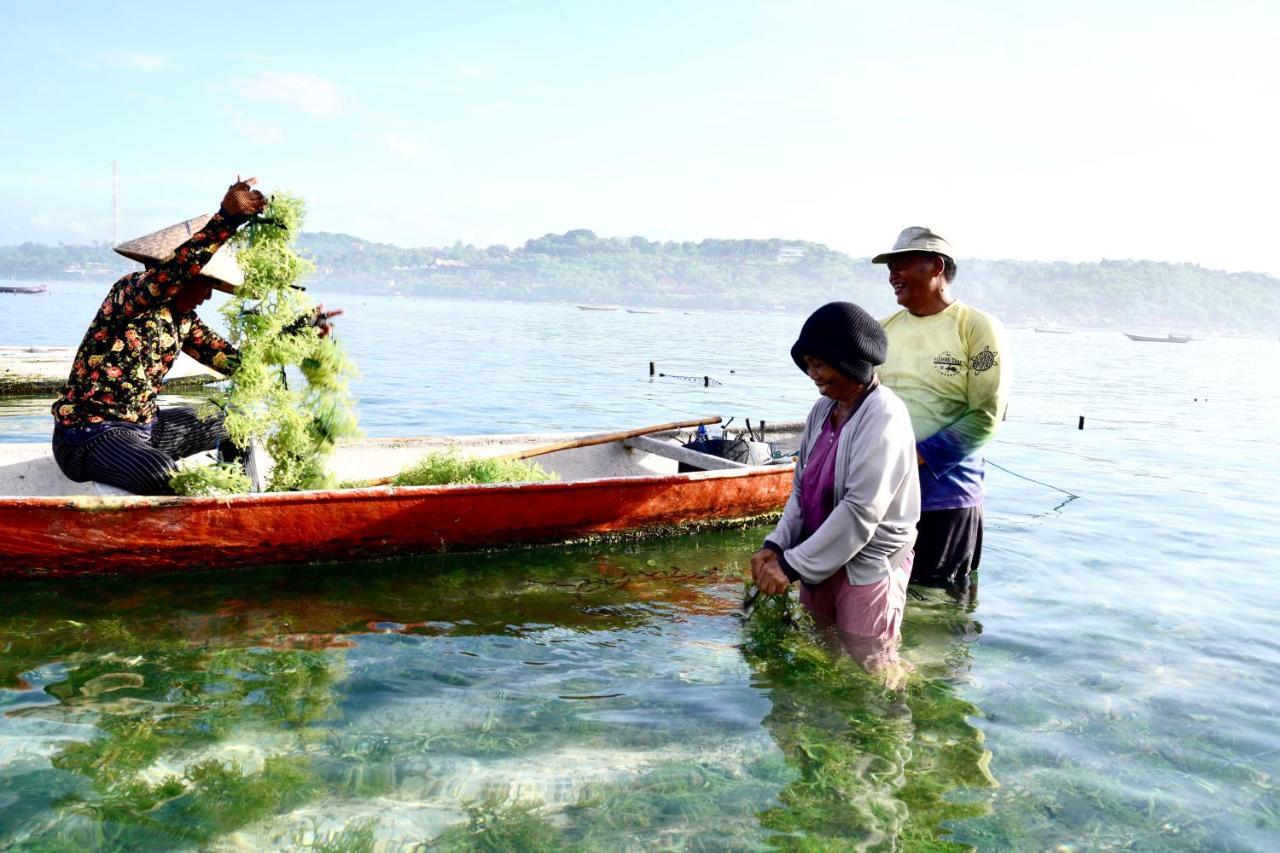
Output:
[765, 384, 921, 586]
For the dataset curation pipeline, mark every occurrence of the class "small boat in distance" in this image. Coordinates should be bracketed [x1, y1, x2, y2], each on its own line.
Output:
[625, 308, 662, 314]
[1124, 333, 1192, 343]
[1034, 326, 1072, 334]
[0, 284, 49, 294]
[577, 304, 620, 311]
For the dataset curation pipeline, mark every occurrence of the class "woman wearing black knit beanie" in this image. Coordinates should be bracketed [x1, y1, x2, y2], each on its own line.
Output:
[749, 302, 921, 670]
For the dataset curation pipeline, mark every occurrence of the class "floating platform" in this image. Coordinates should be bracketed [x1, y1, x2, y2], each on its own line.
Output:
[0, 346, 224, 397]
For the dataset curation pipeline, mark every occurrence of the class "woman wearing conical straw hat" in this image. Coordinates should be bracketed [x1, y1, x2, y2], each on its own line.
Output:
[49, 178, 337, 495]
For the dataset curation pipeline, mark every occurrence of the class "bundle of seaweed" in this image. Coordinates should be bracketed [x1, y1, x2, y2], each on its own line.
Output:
[168, 462, 253, 498]
[170, 194, 360, 496]
[389, 449, 557, 487]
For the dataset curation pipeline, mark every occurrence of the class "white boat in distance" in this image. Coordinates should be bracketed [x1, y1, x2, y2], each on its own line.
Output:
[1124, 333, 1192, 343]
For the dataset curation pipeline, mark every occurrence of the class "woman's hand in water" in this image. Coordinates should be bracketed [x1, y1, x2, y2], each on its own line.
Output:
[754, 553, 792, 596]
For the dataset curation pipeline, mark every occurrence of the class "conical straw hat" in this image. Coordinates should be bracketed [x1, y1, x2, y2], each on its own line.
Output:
[114, 214, 243, 293]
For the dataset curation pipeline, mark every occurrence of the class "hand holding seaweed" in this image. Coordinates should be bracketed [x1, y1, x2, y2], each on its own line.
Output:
[751, 551, 791, 595]
[170, 192, 360, 495]
[220, 177, 267, 217]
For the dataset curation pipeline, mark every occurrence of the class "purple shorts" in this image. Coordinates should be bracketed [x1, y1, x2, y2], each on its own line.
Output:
[799, 553, 913, 665]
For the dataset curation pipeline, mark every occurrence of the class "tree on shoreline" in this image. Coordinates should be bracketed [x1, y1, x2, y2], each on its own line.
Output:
[4, 230, 1277, 331]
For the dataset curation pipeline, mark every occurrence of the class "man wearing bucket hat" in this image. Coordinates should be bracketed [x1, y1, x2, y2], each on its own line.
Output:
[873, 227, 1009, 594]
[49, 178, 334, 495]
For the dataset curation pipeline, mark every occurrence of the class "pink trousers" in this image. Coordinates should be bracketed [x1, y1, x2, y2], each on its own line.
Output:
[799, 553, 913, 667]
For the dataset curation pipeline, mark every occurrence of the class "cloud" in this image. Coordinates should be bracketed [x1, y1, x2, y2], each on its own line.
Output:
[237, 71, 341, 117]
[89, 51, 172, 71]
[243, 122, 284, 145]
[468, 101, 514, 116]
[381, 133, 436, 160]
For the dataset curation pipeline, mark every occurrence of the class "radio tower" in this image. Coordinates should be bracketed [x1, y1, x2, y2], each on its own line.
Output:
[111, 161, 119, 245]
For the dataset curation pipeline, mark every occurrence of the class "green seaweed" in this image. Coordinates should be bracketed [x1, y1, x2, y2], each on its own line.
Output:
[390, 449, 557, 487]
[431, 800, 564, 852]
[740, 587, 995, 850]
[296, 818, 378, 853]
[0, 530, 1073, 850]
[169, 461, 253, 497]
[15, 641, 341, 848]
[162, 756, 320, 840]
[168, 193, 360, 496]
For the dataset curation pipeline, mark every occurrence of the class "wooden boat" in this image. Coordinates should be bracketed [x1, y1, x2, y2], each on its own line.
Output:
[0, 284, 48, 294]
[1034, 327, 1072, 334]
[626, 308, 662, 314]
[576, 304, 619, 311]
[0, 426, 799, 580]
[1124, 333, 1191, 343]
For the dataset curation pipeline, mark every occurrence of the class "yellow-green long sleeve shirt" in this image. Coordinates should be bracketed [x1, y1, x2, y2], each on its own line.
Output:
[879, 301, 1010, 510]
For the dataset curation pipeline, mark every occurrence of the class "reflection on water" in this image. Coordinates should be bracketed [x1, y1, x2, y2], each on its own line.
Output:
[741, 587, 994, 849]
[0, 529, 991, 849]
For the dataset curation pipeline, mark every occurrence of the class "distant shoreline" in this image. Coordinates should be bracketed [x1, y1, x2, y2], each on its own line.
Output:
[5, 228, 1278, 333]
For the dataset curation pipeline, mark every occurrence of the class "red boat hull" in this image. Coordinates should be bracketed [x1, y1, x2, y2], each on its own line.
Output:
[0, 467, 793, 580]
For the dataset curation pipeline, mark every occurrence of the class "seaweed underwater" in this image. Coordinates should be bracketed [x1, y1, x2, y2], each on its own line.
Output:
[737, 590, 998, 850]
[2, 631, 339, 848]
[0, 530, 1010, 850]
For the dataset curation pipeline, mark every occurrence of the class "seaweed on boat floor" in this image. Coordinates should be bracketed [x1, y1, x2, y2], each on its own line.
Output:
[388, 449, 557, 487]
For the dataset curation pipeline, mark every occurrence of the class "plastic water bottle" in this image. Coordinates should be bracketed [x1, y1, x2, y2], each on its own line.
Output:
[696, 424, 709, 444]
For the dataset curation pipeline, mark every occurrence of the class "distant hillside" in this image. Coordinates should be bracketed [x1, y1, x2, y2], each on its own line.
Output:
[3, 230, 1277, 332]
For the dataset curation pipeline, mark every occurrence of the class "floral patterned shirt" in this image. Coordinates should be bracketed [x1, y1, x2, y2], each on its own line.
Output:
[52, 210, 248, 428]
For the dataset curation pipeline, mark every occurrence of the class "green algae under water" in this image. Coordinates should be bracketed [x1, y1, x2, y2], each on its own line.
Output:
[0, 530, 1001, 851]
[1, 519, 1276, 850]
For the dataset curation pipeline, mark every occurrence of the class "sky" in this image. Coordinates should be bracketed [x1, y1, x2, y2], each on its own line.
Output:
[2, 0, 1278, 274]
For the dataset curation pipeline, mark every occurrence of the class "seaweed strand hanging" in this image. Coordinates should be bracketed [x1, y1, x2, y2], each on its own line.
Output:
[170, 194, 360, 495]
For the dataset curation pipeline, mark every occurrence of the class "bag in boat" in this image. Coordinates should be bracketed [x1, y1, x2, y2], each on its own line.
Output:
[678, 437, 772, 472]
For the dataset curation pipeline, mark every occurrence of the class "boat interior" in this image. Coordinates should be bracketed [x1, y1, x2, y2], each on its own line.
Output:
[0, 424, 802, 499]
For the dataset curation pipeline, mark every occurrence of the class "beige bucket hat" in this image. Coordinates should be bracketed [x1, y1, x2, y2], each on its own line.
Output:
[114, 214, 243, 293]
[871, 226, 955, 264]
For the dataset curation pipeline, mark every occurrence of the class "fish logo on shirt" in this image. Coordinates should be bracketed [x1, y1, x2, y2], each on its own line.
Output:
[933, 351, 964, 376]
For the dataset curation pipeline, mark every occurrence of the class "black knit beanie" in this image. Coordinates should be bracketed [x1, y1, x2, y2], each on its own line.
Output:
[790, 301, 887, 384]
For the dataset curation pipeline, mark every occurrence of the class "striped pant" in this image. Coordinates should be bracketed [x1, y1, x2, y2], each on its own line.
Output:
[52, 406, 231, 496]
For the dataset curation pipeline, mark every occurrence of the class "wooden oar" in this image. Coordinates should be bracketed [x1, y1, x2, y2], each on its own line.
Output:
[495, 415, 722, 461]
[364, 416, 722, 487]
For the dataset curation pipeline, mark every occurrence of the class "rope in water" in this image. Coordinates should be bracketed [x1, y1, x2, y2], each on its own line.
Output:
[657, 372, 724, 386]
[987, 459, 1080, 501]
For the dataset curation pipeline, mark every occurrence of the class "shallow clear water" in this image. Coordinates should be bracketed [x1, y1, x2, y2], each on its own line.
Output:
[1, 281, 1278, 849]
